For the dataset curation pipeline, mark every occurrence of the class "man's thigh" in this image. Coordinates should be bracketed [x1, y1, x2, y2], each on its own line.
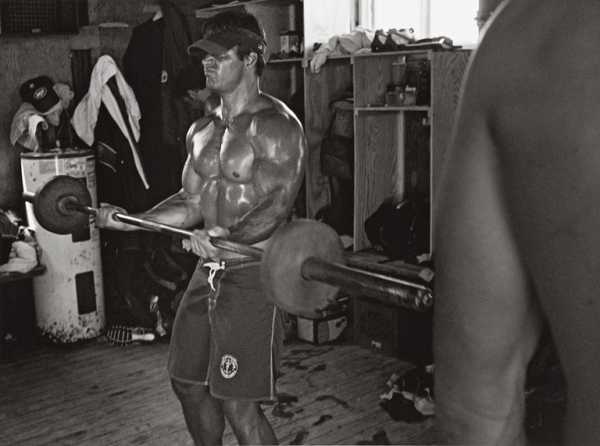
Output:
[208, 261, 282, 401]
[168, 262, 211, 383]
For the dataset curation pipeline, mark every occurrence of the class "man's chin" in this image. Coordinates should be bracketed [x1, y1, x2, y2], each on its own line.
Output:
[205, 80, 218, 90]
[206, 85, 223, 95]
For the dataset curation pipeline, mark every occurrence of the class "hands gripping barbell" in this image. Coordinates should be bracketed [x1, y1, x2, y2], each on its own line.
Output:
[23, 175, 433, 317]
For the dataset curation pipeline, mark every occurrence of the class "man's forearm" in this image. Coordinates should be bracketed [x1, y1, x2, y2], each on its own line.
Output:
[227, 189, 288, 245]
[133, 190, 204, 230]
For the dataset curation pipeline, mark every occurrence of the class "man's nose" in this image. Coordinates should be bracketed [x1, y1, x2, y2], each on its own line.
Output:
[202, 55, 216, 66]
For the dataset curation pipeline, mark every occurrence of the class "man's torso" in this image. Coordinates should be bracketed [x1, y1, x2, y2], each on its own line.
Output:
[184, 95, 304, 241]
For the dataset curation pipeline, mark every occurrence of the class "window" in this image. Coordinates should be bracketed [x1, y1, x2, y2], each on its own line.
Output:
[304, 0, 355, 54]
[430, 0, 479, 46]
[0, 0, 88, 35]
[358, 0, 479, 47]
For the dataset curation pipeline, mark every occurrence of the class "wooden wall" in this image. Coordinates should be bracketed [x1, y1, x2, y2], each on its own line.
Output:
[0, 0, 208, 209]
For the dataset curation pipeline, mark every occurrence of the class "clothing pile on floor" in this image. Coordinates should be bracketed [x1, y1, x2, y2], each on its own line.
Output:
[0, 210, 39, 275]
[379, 364, 435, 422]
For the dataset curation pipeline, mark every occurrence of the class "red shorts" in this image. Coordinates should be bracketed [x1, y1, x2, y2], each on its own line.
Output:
[167, 259, 283, 401]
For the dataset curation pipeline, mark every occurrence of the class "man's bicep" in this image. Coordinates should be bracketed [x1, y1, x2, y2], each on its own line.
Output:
[181, 155, 205, 202]
[253, 123, 306, 196]
[434, 112, 531, 331]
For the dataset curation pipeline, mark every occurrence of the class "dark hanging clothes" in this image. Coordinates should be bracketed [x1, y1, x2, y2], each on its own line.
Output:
[94, 77, 152, 213]
[91, 76, 152, 321]
[123, 1, 194, 204]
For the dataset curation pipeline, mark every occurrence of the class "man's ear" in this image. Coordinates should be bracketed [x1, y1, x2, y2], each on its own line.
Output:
[245, 52, 258, 70]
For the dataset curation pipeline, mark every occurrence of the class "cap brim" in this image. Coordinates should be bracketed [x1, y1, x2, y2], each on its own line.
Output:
[187, 39, 229, 56]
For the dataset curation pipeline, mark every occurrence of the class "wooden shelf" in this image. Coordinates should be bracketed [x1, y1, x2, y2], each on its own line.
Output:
[352, 48, 470, 59]
[268, 57, 303, 65]
[353, 49, 433, 59]
[354, 106, 430, 112]
[195, 0, 297, 18]
[352, 50, 471, 252]
[328, 54, 353, 61]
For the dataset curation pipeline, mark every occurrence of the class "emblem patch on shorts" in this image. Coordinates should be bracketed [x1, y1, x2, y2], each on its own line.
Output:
[220, 354, 238, 379]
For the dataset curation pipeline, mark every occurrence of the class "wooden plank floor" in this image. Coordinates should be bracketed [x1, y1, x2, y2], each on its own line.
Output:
[0, 337, 435, 445]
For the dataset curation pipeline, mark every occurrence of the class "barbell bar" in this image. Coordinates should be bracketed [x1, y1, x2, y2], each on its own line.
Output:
[23, 175, 433, 317]
[63, 195, 265, 259]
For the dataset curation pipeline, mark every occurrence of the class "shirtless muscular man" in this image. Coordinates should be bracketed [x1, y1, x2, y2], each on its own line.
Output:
[435, 0, 600, 444]
[97, 10, 306, 445]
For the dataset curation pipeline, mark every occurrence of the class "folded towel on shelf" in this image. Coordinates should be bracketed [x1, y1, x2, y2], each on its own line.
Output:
[310, 28, 374, 73]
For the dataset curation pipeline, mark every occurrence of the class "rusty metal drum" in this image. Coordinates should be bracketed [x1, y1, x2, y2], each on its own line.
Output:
[21, 149, 105, 342]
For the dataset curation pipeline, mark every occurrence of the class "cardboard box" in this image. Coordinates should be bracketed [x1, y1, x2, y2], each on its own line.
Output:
[297, 312, 348, 345]
[353, 297, 432, 363]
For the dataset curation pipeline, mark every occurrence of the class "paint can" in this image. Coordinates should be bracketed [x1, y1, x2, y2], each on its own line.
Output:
[21, 149, 105, 342]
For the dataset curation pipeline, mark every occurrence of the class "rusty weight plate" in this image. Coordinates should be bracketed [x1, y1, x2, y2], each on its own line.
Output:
[261, 219, 344, 318]
[32, 175, 91, 234]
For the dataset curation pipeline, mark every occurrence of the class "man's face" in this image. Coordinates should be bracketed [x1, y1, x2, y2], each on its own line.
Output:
[202, 47, 245, 94]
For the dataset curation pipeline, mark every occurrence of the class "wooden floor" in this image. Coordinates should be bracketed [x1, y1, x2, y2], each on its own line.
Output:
[0, 337, 435, 446]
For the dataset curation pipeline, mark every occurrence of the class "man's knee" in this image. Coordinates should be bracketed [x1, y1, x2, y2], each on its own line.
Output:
[223, 399, 258, 419]
[222, 400, 263, 434]
[170, 377, 210, 405]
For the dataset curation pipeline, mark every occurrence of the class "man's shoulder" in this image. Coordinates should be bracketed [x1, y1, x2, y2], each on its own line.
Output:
[185, 115, 223, 149]
[250, 95, 303, 135]
[259, 93, 294, 115]
[188, 115, 217, 134]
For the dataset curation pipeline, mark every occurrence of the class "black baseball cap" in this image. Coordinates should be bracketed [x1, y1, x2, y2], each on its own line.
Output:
[187, 27, 267, 59]
[19, 76, 60, 114]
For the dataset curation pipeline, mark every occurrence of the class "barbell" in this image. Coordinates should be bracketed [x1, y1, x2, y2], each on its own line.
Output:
[23, 175, 433, 318]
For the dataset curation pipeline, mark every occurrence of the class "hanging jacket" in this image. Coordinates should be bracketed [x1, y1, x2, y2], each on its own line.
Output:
[72, 55, 151, 212]
[123, 0, 193, 203]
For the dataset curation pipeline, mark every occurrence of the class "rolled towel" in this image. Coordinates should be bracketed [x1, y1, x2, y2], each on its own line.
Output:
[0, 241, 38, 273]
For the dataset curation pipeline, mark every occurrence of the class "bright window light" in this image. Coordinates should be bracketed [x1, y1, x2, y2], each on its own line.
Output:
[358, 0, 480, 47]
[430, 0, 479, 46]
[371, 0, 423, 36]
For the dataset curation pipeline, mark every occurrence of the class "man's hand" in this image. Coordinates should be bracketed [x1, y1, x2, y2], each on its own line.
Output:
[183, 226, 230, 260]
[95, 203, 132, 231]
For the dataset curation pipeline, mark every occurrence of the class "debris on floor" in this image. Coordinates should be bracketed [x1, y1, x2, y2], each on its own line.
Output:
[379, 364, 435, 422]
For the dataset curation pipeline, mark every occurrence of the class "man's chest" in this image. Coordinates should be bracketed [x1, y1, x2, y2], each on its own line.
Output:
[190, 119, 256, 183]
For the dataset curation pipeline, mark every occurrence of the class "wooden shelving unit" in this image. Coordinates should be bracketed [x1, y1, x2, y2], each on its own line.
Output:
[303, 57, 354, 218]
[352, 49, 471, 252]
[303, 49, 471, 255]
[354, 106, 430, 112]
[268, 57, 304, 64]
[194, 0, 298, 17]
